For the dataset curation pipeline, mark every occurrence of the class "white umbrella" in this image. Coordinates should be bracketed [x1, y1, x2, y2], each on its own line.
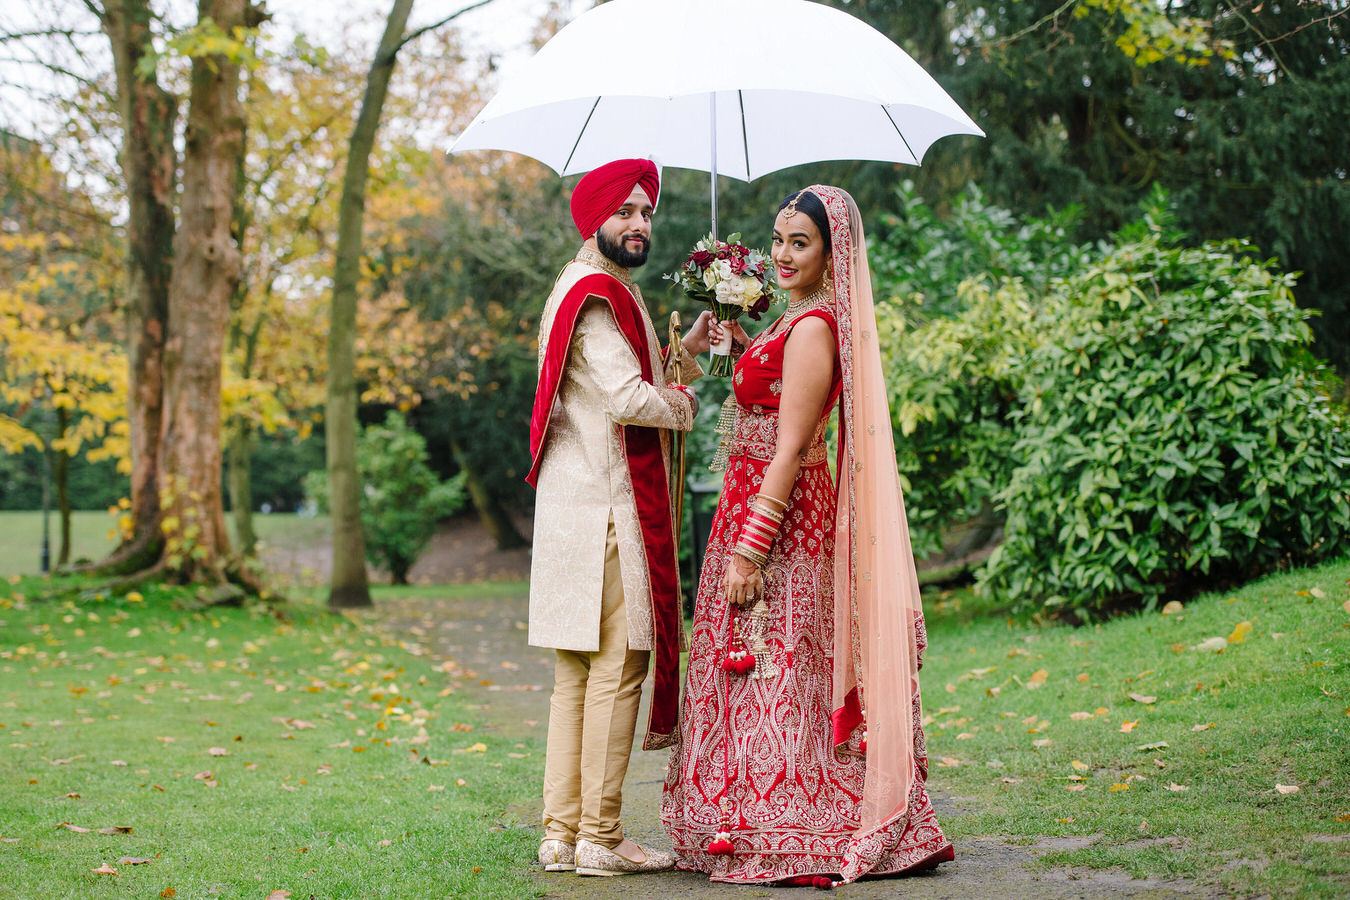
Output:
[450, 0, 983, 231]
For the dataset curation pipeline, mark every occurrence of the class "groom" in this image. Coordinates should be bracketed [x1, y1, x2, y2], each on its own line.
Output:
[526, 158, 710, 876]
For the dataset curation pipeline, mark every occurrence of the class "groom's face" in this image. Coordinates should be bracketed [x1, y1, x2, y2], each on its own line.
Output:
[595, 185, 654, 268]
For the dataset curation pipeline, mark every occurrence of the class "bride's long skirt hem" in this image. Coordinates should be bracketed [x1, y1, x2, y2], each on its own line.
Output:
[672, 838, 953, 885]
[667, 786, 952, 885]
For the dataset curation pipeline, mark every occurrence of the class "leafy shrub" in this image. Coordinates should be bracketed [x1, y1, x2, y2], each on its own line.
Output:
[871, 181, 1091, 321]
[877, 279, 1037, 557]
[979, 236, 1350, 614]
[305, 412, 466, 584]
[872, 183, 1093, 556]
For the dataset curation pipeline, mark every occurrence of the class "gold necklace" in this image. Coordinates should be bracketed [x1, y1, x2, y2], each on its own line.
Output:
[781, 283, 831, 324]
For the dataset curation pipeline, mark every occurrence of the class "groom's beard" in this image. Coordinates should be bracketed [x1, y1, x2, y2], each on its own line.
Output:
[597, 227, 650, 268]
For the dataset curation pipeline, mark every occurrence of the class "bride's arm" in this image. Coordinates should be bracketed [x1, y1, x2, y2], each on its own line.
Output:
[758, 317, 836, 501]
[724, 317, 836, 605]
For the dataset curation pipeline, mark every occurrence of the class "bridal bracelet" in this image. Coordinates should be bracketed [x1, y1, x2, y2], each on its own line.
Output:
[734, 493, 787, 568]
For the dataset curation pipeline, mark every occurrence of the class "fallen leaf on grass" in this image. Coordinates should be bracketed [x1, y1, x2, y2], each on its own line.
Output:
[1032, 739, 1053, 748]
[1120, 721, 1139, 732]
[1026, 669, 1048, 689]
[1070, 760, 1090, 772]
[1136, 741, 1169, 751]
[1065, 784, 1087, 792]
[64, 792, 80, 799]
[56, 823, 90, 833]
[1167, 783, 1189, 791]
[1075, 673, 1090, 683]
[1109, 783, 1130, 792]
[159, 889, 175, 898]
[1191, 723, 1214, 732]
[999, 777, 1021, 784]
[1, 837, 20, 843]
[1128, 693, 1157, 704]
[1275, 784, 1300, 794]
[1227, 621, 1253, 644]
[428, 785, 445, 792]
[46, 755, 84, 765]
[1191, 637, 1228, 653]
[1342, 600, 1350, 615]
[116, 857, 151, 865]
[92, 864, 117, 876]
[1161, 600, 1184, 615]
[208, 747, 228, 757]
[938, 757, 961, 767]
[1070, 711, 1094, 720]
[110, 761, 127, 767]
[377, 839, 393, 847]
[99, 826, 132, 834]
[265, 891, 291, 900]
[1309, 587, 1326, 599]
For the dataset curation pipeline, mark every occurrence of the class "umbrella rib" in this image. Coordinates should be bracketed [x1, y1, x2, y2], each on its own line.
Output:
[737, 90, 750, 180]
[563, 97, 602, 173]
[882, 104, 918, 163]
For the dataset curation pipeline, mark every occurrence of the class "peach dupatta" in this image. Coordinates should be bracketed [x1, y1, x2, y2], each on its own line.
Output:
[809, 186, 931, 882]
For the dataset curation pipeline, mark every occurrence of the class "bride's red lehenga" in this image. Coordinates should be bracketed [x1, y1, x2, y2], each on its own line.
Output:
[661, 186, 953, 885]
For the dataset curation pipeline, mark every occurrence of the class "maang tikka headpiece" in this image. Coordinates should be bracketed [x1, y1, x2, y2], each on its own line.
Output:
[783, 190, 807, 219]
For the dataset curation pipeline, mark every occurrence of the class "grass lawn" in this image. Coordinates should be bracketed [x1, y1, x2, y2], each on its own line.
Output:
[0, 576, 541, 900]
[0, 512, 332, 577]
[920, 556, 1350, 899]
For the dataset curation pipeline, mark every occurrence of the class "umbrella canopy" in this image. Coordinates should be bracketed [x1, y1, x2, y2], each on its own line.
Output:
[449, 0, 983, 181]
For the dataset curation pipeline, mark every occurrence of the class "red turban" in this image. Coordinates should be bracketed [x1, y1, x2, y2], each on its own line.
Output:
[570, 158, 660, 239]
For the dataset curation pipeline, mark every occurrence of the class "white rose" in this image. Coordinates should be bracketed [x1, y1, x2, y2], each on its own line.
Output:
[703, 268, 717, 290]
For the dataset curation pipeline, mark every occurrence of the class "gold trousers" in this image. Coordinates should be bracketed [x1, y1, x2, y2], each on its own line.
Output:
[541, 520, 649, 847]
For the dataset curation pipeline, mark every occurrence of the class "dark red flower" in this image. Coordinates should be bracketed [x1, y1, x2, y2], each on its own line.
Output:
[689, 250, 715, 268]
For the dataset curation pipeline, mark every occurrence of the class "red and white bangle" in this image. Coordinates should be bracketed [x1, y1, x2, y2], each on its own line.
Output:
[734, 494, 786, 568]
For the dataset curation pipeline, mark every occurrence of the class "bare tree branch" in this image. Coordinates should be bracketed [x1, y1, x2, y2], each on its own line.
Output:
[391, 0, 496, 57]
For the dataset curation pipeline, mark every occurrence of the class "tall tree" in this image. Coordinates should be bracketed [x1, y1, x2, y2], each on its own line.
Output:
[325, 0, 491, 608]
[98, 0, 177, 574]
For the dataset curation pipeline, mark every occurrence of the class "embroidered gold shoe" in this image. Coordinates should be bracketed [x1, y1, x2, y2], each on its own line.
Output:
[575, 838, 677, 876]
[537, 839, 576, 872]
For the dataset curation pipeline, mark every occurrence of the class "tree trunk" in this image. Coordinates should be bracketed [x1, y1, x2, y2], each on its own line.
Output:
[159, 0, 250, 581]
[227, 421, 258, 557]
[98, 0, 176, 572]
[55, 407, 71, 567]
[449, 435, 528, 549]
[325, 0, 417, 609]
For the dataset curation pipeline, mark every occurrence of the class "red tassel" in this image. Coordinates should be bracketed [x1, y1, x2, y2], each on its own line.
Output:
[812, 875, 836, 889]
[723, 637, 754, 675]
[708, 829, 734, 855]
[858, 728, 867, 753]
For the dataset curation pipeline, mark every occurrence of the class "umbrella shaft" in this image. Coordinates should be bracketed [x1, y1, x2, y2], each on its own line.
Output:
[709, 92, 718, 236]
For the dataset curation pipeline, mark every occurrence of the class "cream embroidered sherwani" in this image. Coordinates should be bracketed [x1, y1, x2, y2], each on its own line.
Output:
[528, 248, 703, 653]
[532, 246, 702, 849]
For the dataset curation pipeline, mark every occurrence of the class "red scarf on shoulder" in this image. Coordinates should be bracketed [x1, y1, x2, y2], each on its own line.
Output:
[527, 272, 680, 748]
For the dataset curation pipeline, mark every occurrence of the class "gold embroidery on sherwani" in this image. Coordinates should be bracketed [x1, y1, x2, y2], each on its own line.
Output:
[528, 256, 701, 655]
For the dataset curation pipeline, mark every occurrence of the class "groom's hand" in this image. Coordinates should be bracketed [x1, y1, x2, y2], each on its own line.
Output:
[681, 309, 714, 355]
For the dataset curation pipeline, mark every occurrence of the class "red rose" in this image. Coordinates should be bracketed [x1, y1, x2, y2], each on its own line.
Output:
[690, 250, 715, 268]
[728, 256, 747, 275]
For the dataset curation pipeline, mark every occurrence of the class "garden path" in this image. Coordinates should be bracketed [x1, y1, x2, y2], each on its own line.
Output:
[376, 587, 1216, 900]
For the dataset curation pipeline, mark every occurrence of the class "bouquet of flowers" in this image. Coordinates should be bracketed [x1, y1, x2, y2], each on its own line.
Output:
[667, 233, 776, 376]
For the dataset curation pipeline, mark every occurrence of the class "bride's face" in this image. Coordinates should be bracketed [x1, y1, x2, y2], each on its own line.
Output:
[771, 210, 829, 295]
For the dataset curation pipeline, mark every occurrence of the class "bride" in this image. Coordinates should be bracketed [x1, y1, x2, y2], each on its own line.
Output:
[660, 185, 952, 885]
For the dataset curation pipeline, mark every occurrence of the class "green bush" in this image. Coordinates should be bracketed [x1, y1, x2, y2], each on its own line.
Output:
[877, 278, 1038, 557]
[979, 237, 1350, 614]
[871, 181, 1091, 321]
[304, 412, 466, 584]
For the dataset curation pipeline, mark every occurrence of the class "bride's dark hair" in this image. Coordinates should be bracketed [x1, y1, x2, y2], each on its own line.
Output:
[778, 190, 832, 253]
